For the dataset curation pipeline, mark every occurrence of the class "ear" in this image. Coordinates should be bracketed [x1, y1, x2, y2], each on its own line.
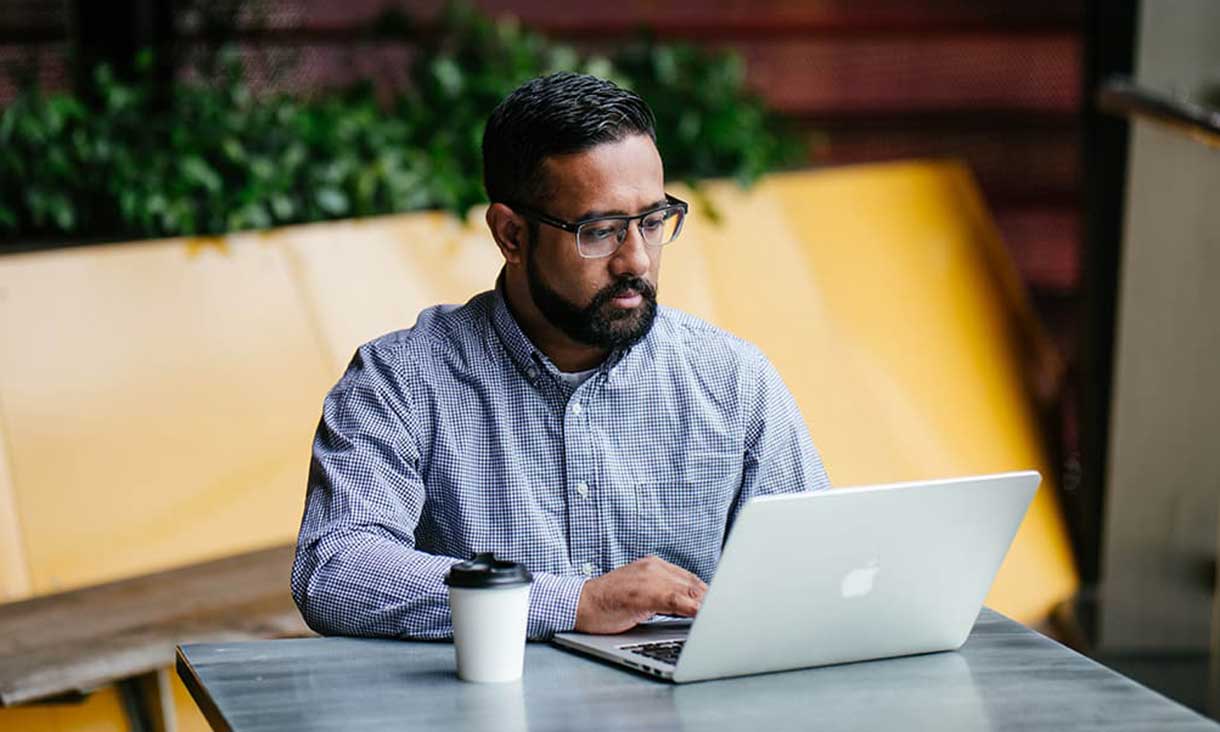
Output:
[486, 203, 527, 266]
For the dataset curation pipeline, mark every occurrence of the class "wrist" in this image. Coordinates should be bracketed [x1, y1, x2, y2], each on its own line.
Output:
[574, 576, 600, 631]
[528, 572, 589, 638]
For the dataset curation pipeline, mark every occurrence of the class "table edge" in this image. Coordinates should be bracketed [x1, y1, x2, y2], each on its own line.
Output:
[176, 645, 234, 732]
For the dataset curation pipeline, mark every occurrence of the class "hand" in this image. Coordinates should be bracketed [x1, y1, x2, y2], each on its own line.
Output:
[574, 556, 709, 634]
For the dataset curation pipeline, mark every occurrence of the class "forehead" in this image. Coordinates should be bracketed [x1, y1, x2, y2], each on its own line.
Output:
[539, 134, 664, 218]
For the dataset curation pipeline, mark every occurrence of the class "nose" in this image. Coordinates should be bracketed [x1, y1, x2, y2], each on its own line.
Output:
[608, 221, 652, 279]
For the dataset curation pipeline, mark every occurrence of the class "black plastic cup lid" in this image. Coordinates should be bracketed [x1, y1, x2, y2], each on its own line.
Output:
[444, 552, 533, 589]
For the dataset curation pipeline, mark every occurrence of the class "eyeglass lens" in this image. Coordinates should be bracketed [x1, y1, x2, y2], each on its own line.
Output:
[577, 207, 685, 257]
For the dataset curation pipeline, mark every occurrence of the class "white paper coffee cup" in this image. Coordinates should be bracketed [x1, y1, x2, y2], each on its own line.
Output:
[445, 553, 533, 683]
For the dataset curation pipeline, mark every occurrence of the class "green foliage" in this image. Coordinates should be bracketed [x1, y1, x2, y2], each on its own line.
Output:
[0, 4, 805, 242]
[614, 40, 805, 189]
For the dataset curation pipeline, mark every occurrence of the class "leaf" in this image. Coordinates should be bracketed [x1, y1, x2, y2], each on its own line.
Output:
[222, 138, 246, 163]
[431, 57, 465, 97]
[180, 156, 223, 194]
[315, 188, 349, 216]
[270, 194, 296, 221]
[48, 193, 76, 231]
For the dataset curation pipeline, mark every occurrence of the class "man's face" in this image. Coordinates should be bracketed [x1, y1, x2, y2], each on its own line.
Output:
[522, 133, 665, 351]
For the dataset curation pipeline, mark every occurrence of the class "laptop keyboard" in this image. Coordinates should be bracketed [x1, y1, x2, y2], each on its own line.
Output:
[622, 639, 685, 666]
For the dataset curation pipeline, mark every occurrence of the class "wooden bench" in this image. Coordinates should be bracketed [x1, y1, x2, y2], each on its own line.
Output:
[0, 544, 307, 729]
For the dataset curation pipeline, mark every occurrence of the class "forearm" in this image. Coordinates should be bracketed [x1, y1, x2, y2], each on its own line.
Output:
[293, 528, 455, 639]
[292, 529, 588, 640]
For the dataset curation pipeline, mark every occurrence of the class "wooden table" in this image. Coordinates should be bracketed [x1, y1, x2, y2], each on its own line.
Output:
[177, 609, 1219, 731]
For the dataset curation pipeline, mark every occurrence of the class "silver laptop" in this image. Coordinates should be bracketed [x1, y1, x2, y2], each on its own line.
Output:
[553, 470, 1040, 683]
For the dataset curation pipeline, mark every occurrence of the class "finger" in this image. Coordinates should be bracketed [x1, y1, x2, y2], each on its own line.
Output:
[660, 589, 702, 617]
[639, 558, 708, 604]
[633, 557, 708, 608]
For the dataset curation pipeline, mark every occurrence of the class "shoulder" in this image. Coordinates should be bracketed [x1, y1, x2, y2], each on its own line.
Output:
[631, 306, 775, 434]
[648, 305, 766, 371]
[637, 305, 771, 405]
[347, 291, 495, 383]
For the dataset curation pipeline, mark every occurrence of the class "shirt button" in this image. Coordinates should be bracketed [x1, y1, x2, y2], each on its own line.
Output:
[571, 402, 583, 416]
[526, 366, 538, 379]
[575, 481, 589, 498]
[581, 562, 595, 576]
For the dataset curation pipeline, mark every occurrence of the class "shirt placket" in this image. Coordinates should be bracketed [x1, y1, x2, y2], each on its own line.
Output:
[563, 377, 601, 579]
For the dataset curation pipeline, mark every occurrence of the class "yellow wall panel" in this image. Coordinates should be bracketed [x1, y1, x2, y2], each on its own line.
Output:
[275, 210, 502, 377]
[0, 674, 211, 732]
[0, 406, 31, 600]
[0, 235, 335, 598]
[0, 686, 127, 732]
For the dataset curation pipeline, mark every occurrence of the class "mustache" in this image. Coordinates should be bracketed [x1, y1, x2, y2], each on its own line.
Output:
[589, 277, 656, 309]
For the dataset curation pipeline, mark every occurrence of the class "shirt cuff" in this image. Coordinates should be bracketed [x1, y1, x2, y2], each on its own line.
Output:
[527, 572, 589, 640]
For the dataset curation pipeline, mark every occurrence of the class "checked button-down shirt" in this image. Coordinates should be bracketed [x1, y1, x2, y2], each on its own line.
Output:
[291, 282, 831, 640]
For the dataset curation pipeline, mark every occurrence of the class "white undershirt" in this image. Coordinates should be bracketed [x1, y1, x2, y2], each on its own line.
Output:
[553, 367, 598, 391]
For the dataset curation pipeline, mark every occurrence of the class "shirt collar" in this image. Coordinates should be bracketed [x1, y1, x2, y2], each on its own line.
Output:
[489, 272, 634, 387]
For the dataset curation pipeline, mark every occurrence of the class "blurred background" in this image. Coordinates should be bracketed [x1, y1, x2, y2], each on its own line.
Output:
[0, 1, 1217, 730]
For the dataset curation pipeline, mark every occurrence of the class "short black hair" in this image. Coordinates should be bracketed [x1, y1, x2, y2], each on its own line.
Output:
[482, 72, 657, 208]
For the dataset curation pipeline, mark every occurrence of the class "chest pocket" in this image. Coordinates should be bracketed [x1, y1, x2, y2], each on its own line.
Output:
[632, 451, 740, 574]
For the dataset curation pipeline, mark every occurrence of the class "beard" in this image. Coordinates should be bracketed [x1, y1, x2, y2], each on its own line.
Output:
[525, 245, 658, 351]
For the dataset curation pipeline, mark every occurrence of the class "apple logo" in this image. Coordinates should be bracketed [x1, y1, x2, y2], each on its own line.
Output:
[840, 559, 881, 599]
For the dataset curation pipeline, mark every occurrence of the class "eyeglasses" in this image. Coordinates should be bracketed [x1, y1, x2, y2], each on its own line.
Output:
[510, 194, 689, 259]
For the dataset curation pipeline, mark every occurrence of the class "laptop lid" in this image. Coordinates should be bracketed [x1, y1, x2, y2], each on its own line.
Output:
[669, 470, 1040, 682]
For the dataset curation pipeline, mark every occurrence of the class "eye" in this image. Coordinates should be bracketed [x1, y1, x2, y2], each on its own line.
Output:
[587, 226, 617, 240]
[641, 215, 666, 231]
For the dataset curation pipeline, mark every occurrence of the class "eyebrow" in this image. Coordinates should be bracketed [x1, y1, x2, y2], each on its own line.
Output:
[574, 198, 669, 221]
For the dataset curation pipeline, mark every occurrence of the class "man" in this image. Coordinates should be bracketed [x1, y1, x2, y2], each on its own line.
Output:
[291, 72, 830, 641]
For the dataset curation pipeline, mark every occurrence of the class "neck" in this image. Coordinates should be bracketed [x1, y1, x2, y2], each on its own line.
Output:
[501, 269, 609, 372]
